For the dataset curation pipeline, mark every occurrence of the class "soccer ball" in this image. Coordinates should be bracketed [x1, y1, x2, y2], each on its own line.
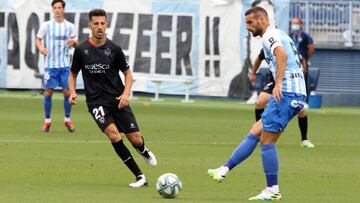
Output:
[156, 173, 182, 198]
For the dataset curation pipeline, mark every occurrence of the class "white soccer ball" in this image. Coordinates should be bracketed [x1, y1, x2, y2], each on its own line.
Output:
[156, 173, 182, 198]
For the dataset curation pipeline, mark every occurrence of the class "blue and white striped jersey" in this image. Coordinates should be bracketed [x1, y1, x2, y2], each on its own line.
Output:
[37, 19, 77, 68]
[262, 26, 307, 96]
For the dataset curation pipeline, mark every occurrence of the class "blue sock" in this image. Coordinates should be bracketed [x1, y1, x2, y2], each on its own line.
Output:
[224, 133, 260, 170]
[64, 96, 71, 119]
[261, 144, 279, 187]
[44, 95, 52, 119]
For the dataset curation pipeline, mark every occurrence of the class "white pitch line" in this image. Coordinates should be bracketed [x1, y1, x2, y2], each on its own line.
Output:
[0, 139, 108, 144]
[1, 139, 356, 146]
[0, 139, 238, 145]
[1, 139, 357, 146]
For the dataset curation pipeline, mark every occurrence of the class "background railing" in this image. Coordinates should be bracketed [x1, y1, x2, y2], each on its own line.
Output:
[290, 0, 360, 49]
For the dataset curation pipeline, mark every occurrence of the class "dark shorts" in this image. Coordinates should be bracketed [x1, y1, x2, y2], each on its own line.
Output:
[262, 81, 275, 95]
[89, 104, 140, 133]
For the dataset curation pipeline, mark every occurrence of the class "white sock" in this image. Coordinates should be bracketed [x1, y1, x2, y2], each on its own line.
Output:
[219, 166, 230, 175]
[266, 185, 279, 193]
[64, 117, 71, 122]
[45, 118, 51, 123]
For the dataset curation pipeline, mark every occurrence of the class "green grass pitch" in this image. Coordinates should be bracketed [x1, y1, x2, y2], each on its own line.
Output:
[0, 91, 359, 203]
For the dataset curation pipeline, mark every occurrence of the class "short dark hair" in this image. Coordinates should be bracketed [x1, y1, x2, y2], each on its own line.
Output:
[245, 6, 268, 18]
[88, 8, 107, 21]
[51, 0, 65, 8]
[251, 0, 273, 8]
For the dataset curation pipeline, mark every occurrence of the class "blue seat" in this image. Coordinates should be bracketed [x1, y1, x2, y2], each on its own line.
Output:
[254, 68, 271, 91]
[253, 67, 320, 92]
[307, 67, 320, 92]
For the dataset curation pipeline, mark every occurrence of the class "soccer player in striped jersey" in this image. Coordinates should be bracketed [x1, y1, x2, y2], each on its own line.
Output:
[36, 0, 78, 132]
[250, 49, 315, 148]
[208, 7, 307, 201]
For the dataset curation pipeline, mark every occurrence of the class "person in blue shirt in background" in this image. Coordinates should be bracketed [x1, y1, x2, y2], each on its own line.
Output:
[289, 17, 314, 100]
[289, 17, 315, 147]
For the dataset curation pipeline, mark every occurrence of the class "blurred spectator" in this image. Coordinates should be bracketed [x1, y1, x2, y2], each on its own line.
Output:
[289, 17, 315, 100]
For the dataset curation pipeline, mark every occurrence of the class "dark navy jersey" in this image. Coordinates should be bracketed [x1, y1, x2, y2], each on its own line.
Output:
[71, 38, 129, 107]
[289, 31, 313, 60]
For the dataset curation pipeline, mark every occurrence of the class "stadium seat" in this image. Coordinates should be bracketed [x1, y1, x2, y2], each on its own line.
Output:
[252, 67, 320, 93]
[307, 67, 320, 92]
[254, 68, 272, 91]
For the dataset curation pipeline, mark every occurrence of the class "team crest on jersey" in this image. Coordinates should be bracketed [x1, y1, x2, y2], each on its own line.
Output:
[83, 49, 89, 55]
[98, 116, 105, 124]
[129, 123, 136, 129]
[104, 48, 111, 56]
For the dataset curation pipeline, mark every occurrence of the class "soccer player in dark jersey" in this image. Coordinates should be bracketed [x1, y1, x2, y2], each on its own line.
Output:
[249, 49, 315, 148]
[68, 8, 157, 187]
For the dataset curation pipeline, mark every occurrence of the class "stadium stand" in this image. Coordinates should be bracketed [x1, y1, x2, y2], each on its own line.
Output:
[290, 0, 360, 106]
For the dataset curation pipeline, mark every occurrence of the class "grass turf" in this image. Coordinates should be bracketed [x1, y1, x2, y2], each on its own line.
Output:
[0, 91, 359, 203]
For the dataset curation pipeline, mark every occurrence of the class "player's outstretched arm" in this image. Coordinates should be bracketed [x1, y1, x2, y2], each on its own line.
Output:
[68, 72, 78, 105]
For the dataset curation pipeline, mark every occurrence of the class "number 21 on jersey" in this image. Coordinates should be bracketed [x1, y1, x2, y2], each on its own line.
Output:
[92, 106, 105, 120]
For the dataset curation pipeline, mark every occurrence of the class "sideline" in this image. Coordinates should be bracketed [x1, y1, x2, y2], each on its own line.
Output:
[0, 139, 239, 145]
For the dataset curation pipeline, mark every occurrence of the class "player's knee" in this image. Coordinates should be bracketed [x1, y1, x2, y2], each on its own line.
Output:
[44, 89, 53, 96]
[105, 129, 122, 143]
[108, 134, 122, 143]
[298, 108, 306, 117]
[255, 98, 266, 109]
[260, 136, 275, 144]
[249, 120, 262, 136]
[126, 132, 143, 146]
[63, 88, 70, 96]
[256, 93, 270, 108]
